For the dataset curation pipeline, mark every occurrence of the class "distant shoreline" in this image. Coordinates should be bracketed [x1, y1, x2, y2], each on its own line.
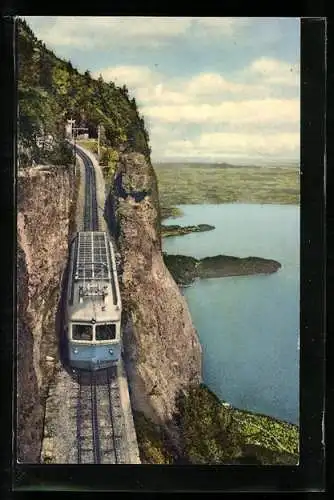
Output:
[156, 163, 300, 207]
[154, 162, 300, 169]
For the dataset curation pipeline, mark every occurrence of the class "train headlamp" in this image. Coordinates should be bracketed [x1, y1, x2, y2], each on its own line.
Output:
[73, 348, 78, 354]
[109, 349, 114, 355]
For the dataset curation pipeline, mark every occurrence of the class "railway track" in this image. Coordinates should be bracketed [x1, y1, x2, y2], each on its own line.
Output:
[75, 146, 99, 231]
[72, 145, 126, 464]
[76, 369, 124, 464]
[76, 144, 122, 272]
[76, 369, 125, 464]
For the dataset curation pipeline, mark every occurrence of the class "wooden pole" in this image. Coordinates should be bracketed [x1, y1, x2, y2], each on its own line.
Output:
[97, 124, 100, 162]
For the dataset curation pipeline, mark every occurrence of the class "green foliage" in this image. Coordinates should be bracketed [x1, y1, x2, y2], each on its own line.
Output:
[132, 411, 173, 464]
[232, 408, 299, 456]
[76, 139, 98, 155]
[99, 147, 119, 184]
[174, 384, 299, 465]
[17, 18, 151, 167]
[175, 384, 242, 464]
[163, 253, 198, 286]
[47, 140, 74, 166]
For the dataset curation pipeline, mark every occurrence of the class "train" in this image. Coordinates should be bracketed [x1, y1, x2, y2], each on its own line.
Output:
[65, 231, 122, 370]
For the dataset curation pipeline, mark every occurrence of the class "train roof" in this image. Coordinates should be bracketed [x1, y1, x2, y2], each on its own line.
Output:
[75, 231, 114, 281]
[68, 231, 121, 323]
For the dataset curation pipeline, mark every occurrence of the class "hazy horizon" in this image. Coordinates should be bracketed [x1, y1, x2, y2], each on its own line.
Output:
[153, 158, 300, 167]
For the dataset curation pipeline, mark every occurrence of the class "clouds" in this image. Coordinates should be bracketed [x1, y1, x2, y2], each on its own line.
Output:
[144, 99, 299, 125]
[95, 55, 300, 107]
[248, 57, 300, 87]
[195, 17, 247, 33]
[24, 16, 251, 50]
[23, 16, 300, 163]
[162, 132, 299, 160]
[94, 58, 299, 161]
[24, 17, 190, 48]
[93, 65, 158, 88]
[186, 73, 248, 97]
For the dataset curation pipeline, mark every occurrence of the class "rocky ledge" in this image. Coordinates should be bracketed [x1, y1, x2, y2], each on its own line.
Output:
[163, 254, 281, 287]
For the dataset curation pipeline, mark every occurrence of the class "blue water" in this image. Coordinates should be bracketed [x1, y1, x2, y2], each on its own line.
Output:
[163, 204, 300, 425]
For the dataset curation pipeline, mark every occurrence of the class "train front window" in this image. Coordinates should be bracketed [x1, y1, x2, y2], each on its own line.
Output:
[72, 324, 92, 341]
[96, 324, 116, 341]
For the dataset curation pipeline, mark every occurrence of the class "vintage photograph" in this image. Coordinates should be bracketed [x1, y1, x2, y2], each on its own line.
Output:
[17, 16, 300, 464]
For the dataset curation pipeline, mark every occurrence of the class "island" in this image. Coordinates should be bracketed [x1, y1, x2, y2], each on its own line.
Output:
[162, 223, 215, 238]
[163, 253, 281, 287]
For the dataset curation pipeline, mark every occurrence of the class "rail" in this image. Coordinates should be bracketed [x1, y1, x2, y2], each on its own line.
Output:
[73, 145, 127, 464]
[76, 369, 124, 464]
[75, 146, 99, 231]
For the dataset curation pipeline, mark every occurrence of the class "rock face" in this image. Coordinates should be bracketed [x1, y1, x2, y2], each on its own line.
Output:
[105, 153, 202, 430]
[17, 166, 76, 462]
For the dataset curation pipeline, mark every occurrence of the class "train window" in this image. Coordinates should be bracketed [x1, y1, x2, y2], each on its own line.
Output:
[96, 324, 116, 341]
[72, 324, 92, 341]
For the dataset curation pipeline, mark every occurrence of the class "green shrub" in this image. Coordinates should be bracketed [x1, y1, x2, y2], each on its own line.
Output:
[76, 139, 98, 155]
[175, 384, 242, 464]
[133, 411, 173, 464]
[174, 384, 299, 465]
[100, 147, 119, 184]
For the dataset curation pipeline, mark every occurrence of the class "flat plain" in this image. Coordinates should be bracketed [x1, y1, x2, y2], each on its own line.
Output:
[154, 162, 300, 206]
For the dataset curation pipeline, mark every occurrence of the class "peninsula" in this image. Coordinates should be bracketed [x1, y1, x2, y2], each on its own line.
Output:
[163, 253, 281, 287]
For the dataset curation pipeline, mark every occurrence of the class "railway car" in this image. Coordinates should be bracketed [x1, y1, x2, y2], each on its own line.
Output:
[65, 231, 122, 370]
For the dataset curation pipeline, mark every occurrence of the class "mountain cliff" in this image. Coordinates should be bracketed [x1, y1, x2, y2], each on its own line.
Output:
[17, 166, 77, 462]
[105, 152, 202, 452]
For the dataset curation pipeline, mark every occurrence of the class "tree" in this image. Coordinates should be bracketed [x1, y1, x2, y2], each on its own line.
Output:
[121, 84, 129, 97]
[175, 385, 242, 464]
[18, 18, 153, 168]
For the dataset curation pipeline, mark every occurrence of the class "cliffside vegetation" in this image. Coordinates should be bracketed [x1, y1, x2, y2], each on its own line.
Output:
[178, 385, 298, 464]
[134, 384, 298, 465]
[162, 223, 215, 238]
[132, 411, 174, 464]
[17, 18, 150, 168]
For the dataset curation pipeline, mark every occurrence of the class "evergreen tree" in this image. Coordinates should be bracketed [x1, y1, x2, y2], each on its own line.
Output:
[17, 18, 151, 167]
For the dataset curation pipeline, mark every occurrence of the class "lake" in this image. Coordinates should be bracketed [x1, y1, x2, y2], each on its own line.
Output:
[163, 203, 300, 425]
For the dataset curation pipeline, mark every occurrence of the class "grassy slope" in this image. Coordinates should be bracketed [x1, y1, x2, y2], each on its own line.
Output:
[232, 407, 299, 456]
[155, 163, 300, 206]
[136, 384, 299, 465]
[76, 139, 98, 155]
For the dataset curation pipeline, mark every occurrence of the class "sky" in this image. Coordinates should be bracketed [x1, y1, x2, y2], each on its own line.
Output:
[23, 16, 300, 165]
